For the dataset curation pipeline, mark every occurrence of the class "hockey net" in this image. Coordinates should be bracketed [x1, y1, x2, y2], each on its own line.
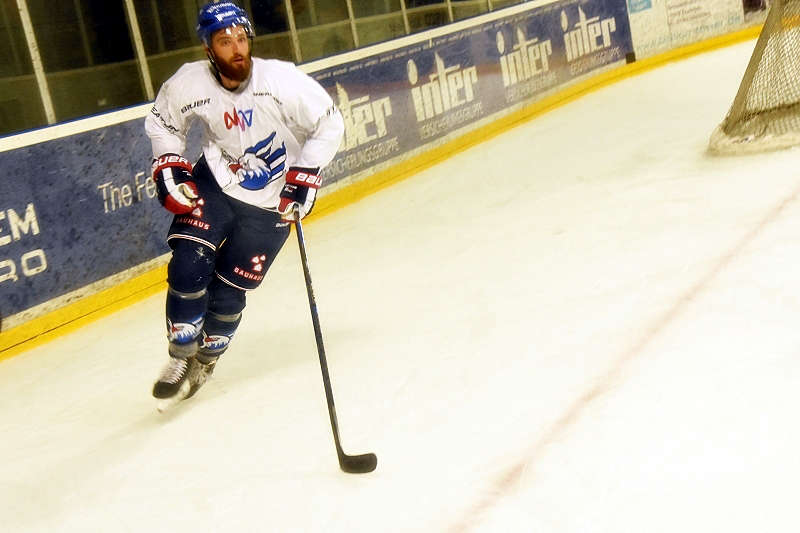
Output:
[710, 0, 800, 154]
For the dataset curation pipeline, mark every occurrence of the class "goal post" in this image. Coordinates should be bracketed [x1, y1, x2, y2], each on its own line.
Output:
[710, 0, 800, 154]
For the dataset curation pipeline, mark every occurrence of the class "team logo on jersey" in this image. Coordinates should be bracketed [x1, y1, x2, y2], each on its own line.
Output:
[228, 132, 287, 191]
[224, 107, 254, 131]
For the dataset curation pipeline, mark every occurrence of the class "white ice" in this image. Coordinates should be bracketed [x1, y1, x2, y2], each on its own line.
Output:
[3, 39, 800, 533]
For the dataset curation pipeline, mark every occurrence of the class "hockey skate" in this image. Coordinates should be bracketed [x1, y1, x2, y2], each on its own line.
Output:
[153, 355, 218, 412]
[153, 355, 198, 412]
[153, 355, 193, 400]
[185, 355, 217, 399]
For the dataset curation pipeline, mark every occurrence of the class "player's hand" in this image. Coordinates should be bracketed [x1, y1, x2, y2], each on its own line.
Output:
[152, 153, 199, 215]
[278, 167, 322, 221]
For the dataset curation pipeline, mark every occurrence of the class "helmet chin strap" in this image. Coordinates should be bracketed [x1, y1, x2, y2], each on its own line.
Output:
[205, 48, 223, 84]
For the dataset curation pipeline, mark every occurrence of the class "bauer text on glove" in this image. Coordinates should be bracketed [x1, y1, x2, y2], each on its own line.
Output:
[152, 153, 199, 214]
[278, 166, 322, 219]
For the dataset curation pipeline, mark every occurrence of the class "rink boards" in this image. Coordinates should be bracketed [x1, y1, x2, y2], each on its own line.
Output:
[0, 0, 756, 354]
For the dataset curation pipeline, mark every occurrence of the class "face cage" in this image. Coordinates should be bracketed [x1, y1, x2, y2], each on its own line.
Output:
[200, 20, 254, 46]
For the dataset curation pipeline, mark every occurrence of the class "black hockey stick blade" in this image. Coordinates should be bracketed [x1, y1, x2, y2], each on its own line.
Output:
[340, 452, 378, 474]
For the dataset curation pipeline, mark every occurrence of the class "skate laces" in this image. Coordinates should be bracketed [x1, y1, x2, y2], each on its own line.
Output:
[158, 357, 189, 384]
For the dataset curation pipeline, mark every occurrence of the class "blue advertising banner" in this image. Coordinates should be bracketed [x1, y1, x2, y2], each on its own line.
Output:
[313, 0, 633, 182]
[0, 122, 173, 320]
[0, 0, 633, 326]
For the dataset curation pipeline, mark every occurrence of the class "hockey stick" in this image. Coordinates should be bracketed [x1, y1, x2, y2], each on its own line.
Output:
[293, 210, 377, 474]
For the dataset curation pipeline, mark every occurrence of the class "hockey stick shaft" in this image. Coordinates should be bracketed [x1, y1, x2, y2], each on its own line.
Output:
[292, 212, 376, 473]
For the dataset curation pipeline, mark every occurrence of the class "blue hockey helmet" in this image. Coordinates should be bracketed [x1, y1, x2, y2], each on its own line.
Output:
[196, 2, 254, 45]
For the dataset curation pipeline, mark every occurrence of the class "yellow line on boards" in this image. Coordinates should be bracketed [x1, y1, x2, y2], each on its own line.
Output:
[0, 26, 762, 362]
[0, 266, 168, 360]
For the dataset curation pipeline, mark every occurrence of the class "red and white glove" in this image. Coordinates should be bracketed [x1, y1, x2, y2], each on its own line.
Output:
[278, 167, 322, 220]
[152, 154, 199, 214]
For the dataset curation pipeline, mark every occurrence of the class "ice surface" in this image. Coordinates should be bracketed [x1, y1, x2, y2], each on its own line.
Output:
[3, 39, 800, 532]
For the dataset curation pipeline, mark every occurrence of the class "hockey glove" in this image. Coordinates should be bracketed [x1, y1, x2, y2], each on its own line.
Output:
[278, 167, 322, 220]
[152, 153, 199, 215]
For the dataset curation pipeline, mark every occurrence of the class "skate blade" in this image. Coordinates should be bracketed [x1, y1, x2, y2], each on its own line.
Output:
[156, 380, 192, 413]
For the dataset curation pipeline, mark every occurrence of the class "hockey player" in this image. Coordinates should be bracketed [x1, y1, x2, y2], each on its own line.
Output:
[144, 1, 344, 406]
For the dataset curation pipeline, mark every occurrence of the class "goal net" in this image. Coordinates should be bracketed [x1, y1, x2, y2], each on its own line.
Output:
[710, 0, 800, 154]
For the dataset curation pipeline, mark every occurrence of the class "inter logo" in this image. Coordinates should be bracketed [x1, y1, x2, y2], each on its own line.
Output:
[496, 28, 553, 88]
[335, 83, 393, 151]
[561, 6, 617, 62]
[407, 53, 478, 122]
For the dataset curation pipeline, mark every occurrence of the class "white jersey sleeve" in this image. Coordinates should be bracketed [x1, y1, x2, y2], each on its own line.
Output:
[144, 64, 198, 157]
[269, 61, 344, 170]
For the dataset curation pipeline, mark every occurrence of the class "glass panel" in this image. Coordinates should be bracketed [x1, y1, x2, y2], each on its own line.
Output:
[353, 0, 402, 18]
[356, 12, 406, 47]
[406, 1, 449, 33]
[134, 0, 206, 93]
[0, 0, 44, 135]
[491, 0, 524, 9]
[350, 0, 405, 47]
[251, 32, 296, 62]
[286, 0, 354, 61]
[27, 0, 145, 122]
[452, 0, 489, 21]
[249, 0, 295, 61]
[137, 0, 197, 54]
[0, 0, 32, 78]
[292, 0, 350, 28]
[296, 21, 354, 61]
[250, 0, 290, 34]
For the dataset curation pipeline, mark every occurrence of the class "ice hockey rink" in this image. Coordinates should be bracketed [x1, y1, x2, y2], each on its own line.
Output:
[3, 38, 800, 532]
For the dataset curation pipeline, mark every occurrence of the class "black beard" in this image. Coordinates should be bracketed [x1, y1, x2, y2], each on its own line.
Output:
[215, 53, 251, 83]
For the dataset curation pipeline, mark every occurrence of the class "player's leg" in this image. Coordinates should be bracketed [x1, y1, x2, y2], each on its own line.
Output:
[184, 278, 245, 398]
[185, 203, 290, 393]
[153, 157, 235, 399]
[152, 241, 214, 399]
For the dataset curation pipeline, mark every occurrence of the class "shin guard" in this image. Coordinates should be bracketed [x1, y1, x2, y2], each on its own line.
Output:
[165, 287, 208, 358]
[199, 310, 241, 360]
[199, 279, 245, 360]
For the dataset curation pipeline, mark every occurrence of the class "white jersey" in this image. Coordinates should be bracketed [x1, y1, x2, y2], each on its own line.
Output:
[145, 57, 344, 210]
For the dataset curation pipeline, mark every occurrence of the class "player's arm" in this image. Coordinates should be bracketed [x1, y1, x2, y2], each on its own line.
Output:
[277, 65, 345, 219]
[144, 79, 199, 215]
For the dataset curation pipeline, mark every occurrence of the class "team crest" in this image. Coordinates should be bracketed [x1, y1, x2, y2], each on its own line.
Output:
[228, 132, 287, 191]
